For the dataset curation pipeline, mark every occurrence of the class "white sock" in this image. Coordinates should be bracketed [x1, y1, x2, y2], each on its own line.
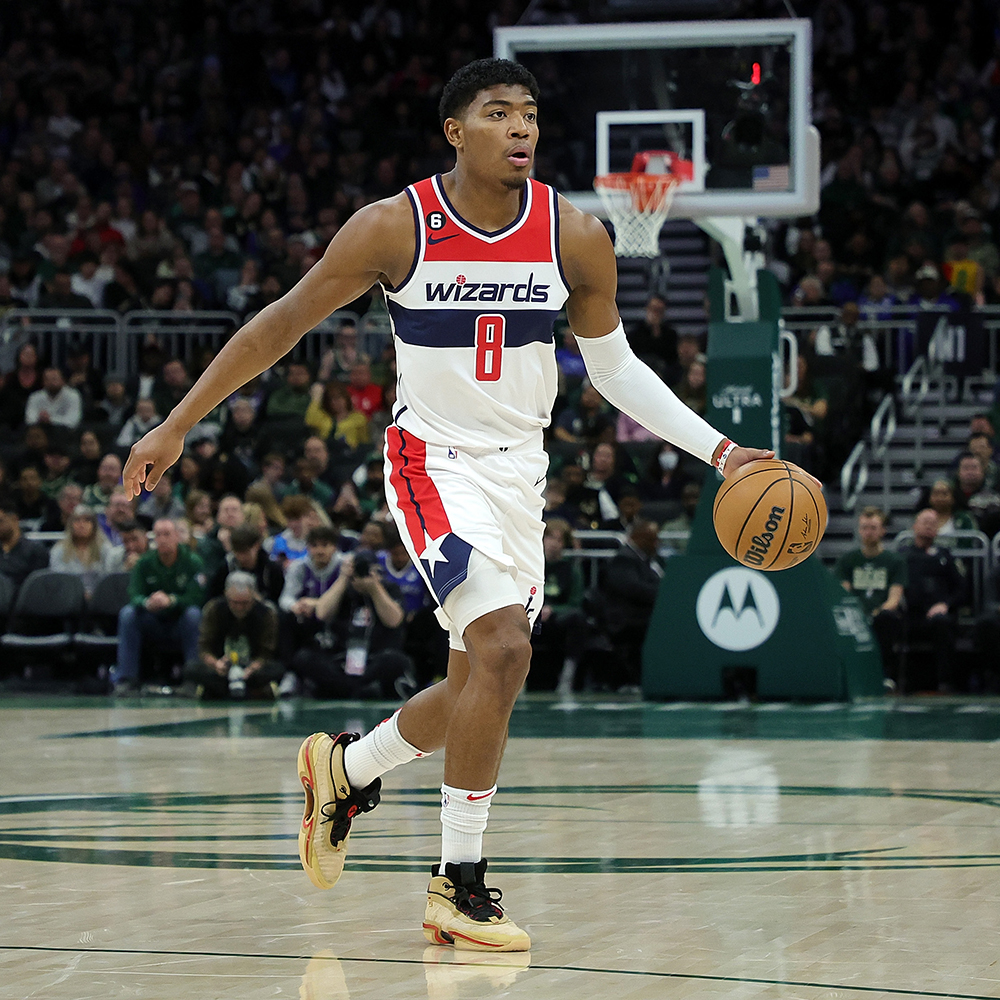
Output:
[342, 711, 430, 790]
[440, 783, 496, 868]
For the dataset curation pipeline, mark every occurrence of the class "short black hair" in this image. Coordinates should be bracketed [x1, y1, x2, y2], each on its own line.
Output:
[439, 58, 540, 126]
[306, 525, 339, 546]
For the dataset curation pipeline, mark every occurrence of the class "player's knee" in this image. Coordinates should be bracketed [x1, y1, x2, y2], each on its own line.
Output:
[471, 628, 532, 693]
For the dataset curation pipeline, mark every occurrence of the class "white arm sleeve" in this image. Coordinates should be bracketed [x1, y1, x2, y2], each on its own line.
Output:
[575, 321, 726, 466]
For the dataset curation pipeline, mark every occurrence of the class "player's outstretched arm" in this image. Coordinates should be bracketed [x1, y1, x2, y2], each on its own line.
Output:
[122, 197, 414, 498]
[559, 197, 773, 479]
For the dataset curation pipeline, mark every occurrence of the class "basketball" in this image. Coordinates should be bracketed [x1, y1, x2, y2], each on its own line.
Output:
[713, 459, 827, 571]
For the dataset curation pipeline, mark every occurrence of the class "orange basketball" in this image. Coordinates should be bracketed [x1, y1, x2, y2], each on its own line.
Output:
[713, 459, 827, 571]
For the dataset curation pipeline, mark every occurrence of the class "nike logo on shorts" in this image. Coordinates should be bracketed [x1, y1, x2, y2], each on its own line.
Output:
[427, 234, 458, 245]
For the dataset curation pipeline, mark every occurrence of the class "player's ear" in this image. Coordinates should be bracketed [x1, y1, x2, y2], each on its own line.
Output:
[443, 117, 463, 151]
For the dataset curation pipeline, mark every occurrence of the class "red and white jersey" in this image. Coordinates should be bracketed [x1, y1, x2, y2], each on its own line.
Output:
[382, 174, 571, 453]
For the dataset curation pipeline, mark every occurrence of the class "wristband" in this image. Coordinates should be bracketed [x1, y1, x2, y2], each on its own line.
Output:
[715, 439, 737, 475]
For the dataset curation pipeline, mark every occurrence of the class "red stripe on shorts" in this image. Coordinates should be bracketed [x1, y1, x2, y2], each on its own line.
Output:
[386, 427, 452, 550]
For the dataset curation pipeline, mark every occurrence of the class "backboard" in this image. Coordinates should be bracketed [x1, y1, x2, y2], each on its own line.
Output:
[494, 19, 818, 221]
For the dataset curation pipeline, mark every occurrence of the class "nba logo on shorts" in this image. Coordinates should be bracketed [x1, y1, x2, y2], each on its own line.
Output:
[448, 447, 458, 459]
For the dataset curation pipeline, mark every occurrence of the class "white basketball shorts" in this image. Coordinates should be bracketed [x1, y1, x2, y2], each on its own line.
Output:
[383, 426, 547, 651]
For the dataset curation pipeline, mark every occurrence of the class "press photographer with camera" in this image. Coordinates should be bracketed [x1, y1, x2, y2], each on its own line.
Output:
[288, 547, 415, 699]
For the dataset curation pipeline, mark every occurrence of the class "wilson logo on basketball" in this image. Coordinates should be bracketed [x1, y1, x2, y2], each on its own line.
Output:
[742, 506, 785, 566]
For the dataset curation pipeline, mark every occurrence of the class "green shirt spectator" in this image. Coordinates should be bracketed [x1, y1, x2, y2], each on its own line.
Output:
[128, 531, 205, 613]
[265, 361, 313, 421]
[834, 507, 908, 616]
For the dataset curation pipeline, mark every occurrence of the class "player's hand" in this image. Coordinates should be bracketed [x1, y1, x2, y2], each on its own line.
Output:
[123, 421, 186, 499]
[722, 447, 774, 479]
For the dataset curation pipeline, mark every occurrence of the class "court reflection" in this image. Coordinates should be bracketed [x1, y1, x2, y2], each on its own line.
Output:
[421, 946, 531, 1000]
[697, 747, 780, 828]
[298, 950, 350, 999]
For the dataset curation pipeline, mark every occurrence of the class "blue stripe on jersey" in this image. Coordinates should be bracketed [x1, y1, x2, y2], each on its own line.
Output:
[388, 301, 558, 349]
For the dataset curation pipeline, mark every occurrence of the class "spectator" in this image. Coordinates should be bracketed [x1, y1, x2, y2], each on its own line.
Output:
[40, 442, 73, 498]
[205, 523, 284, 603]
[136, 469, 186, 526]
[0, 342, 43, 430]
[83, 454, 123, 508]
[289, 548, 412, 699]
[898, 509, 966, 693]
[219, 397, 260, 475]
[599, 489, 644, 533]
[835, 506, 907, 687]
[954, 451, 1000, 537]
[99, 488, 138, 546]
[924, 478, 978, 538]
[118, 520, 149, 571]
[278, 524, 342, 658]
[197, 493, 245, 581]
[152, 359, 192, 418]
[284, 456, 336, 510]
[541, 479, 579, 525]
[305, 380, 369, 448]
[666, 333, 703, 387]
[48, 504, 122, 599]
[271, 495, 320, 566]
[24, 367, 82, 429]
[553, 380, 614, 445]
[598, 519, 663, 691]
[967, 431, 998, 489]
[183, 489, 215, 544]
[265, 361, 313, 421]
[40, 481, 84, 532]
[672, 354, 707, 416]
[0, 496, 49, 592]
[660, 481, 702, 551]
[13, 465, 59, 527]
[64, 343, 104, 411]
[554, 322, 587, 395]
[584, 442, 632, 521]
[782, 353, 828, 476]
[346, 361, 383, 420]
[642, 442, 690, 503]
[113, 518, 204, 694]
[184, 572, 282, 700]
[302, 436, 345, 492]
[627, 294, 677, 376]
[38, 268, 93, 310]
[319, 319, 370, 382]
[116, 397, 162, 449]
[70, 429, 103, 485]
[912, 263, 961, 311]
[530, 518, 587, 694]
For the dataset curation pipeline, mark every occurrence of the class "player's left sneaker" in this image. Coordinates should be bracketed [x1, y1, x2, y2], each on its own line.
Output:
[297, 731, 381, 890]
[423, 859, 530, 952]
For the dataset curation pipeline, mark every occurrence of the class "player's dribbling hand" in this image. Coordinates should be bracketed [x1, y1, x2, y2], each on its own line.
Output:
[122, 422, 186, 499]
[722, 446, 774, 478]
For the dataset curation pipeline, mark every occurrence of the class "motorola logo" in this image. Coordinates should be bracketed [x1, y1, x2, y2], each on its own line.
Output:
[696, 567, 780, 651]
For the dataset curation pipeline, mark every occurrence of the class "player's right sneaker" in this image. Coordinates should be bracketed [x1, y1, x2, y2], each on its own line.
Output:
[297, 731, 381, 890]
[423, 859, 530, 952]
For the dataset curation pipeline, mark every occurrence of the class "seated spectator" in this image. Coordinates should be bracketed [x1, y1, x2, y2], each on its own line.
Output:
[278, 524, 342, 659]
[265, 360, 313, 421]
[598, 519, 663, 690]
[834, 507, 907, 687]
[184, 572, 282, 700]
[245, 482, 287, 533]
[665, 332, 703, 387]
[346, 361, 383, 420]
[284, 455, 335, 509]
[38, 268, 93, 310]
[289, 548, 412, 699]
[197, 493, 245, 582]
[553, 380, 614, 445]
[136, 469, 186, 526]
[332, 457, 388, 528]
[99, 488, 137, 546]
[206, 523, 284, 603]
[673, 354, 706, 416]
[40, 442, 73, 498]
[14, 465, 59, 527]
[542, 479, 582, 525]
[48, 504, 122, 599]
[172, 453, 204, 503]
[584, 442, 633, 521]
[83, 453, 123, 508]
[898, 509, 966, 693]
[24, 366, 83, 429]
[40, 481, 84, 532]
[0, 342, 43, 430]
[782, 353, 828, 477]
[302, 436, 345, 491]
[0, 496, 49, 592]
[616, 410, 659, 442]
[218, 397, 259, 476]
[530, 518, 587, 693]
[912, 263, 961, 311]
[954, 451, 1000, 537]
[271, 495, 319, 566]
[70, 429, 103, 485]
[560, 462, 601, 529]
[116, 397, 162, 449]
[305, 380, 369, 448]
[922, 478, 977, 539]
[65, 342, 103, 410]
[967, 431, 998, 489]
[600, 489, 643, 533]
[113, 518, 204, 694]
[183, 489, 215, 544]
[660, 481, 702, 551]
[118, 519, 149, 571]
[642, 442, 690, 503]
[319, 319, 370, 382]
[554, 322, 587, 394]
[152, 358, 192, 417]
[627, 294, 677, 377]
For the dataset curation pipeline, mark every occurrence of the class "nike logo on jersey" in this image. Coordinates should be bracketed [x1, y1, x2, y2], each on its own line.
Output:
[427, 233, 458, 245]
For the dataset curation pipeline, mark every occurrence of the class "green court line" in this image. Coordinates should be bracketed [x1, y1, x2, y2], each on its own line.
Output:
[0, 944, 995, 1000]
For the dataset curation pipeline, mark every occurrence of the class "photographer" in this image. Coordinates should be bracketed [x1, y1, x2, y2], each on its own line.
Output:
[289, 548, 413, 699]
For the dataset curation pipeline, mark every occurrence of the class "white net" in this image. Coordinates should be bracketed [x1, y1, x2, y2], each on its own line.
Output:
[593, 173, 680, 258]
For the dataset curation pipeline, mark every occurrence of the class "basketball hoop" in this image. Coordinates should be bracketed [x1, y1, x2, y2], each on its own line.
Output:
[593, 151, 690, 258]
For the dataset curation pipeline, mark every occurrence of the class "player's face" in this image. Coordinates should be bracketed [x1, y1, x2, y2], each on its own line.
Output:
[452, 85, 538, 186]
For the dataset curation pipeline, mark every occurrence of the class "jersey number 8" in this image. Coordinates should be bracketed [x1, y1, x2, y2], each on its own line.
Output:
[475, 314, 504, 382]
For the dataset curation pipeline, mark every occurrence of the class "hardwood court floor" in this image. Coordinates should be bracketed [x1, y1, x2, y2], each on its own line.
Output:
[2, 695, 999, 1000]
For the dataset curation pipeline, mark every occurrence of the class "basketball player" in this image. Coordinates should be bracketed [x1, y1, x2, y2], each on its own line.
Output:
[122, 58, 773, 951]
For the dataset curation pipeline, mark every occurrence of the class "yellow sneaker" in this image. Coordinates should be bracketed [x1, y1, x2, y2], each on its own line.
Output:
[297, 732, 380, 890]
[423, 860, 530, 952]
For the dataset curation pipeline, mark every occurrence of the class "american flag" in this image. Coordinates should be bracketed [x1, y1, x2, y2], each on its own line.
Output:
[752, 165, 790, 191]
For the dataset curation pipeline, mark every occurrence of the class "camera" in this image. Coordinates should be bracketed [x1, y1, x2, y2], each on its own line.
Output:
[352, 550, 375, 578]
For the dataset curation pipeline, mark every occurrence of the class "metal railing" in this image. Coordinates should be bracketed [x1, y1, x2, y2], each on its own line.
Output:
[891, 528, 991, 614]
